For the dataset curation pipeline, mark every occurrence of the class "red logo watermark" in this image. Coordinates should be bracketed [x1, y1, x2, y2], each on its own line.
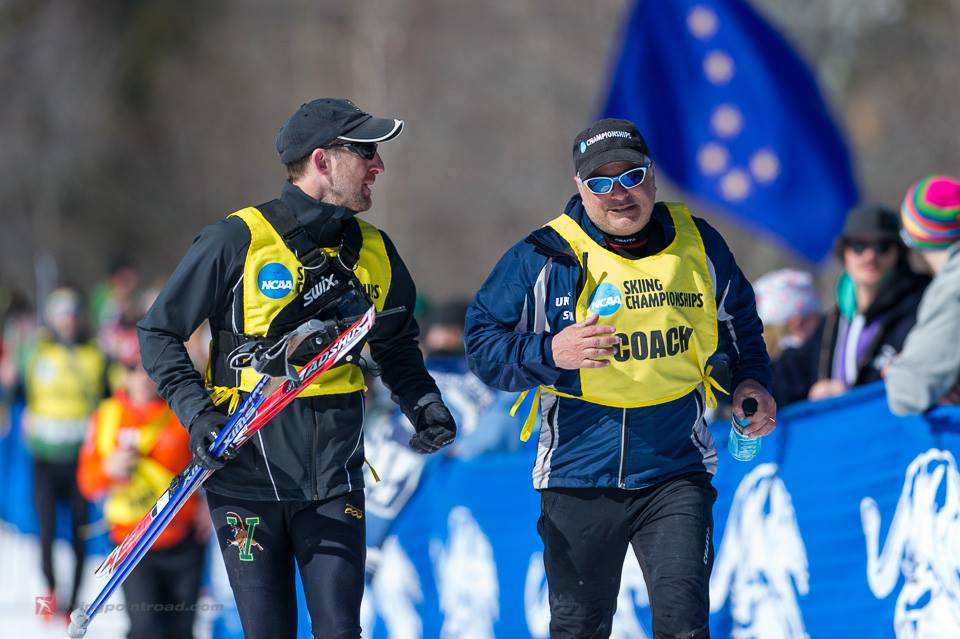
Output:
[35, 595, 55, 617]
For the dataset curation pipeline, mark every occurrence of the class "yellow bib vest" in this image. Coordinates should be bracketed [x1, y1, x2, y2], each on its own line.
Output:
[27, 339, 105, 419]
[95, 399, 173, 526]
[209, 206, 391, 405]
[514, 203, 723, 440]
[25, 338, 106, 459]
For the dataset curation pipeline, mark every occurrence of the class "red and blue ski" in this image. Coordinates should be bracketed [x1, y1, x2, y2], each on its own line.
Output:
[68, 305, 376, 638]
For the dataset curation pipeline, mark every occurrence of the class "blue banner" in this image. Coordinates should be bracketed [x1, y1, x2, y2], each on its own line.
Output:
[602, 0, 858, 262]
[351, 383, 960, 638]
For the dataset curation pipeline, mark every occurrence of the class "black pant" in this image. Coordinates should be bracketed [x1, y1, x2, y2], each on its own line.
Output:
[538, 472, 717, 639]
[207, 490, 366, 639]
[120, 534, 206, 639]
[32, 458, 87, 612]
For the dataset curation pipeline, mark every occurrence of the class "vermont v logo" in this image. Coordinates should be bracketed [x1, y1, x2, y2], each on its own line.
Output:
[226, 511, 264, 561]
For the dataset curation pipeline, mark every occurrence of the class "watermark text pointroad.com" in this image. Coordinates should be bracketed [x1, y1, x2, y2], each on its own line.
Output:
[36, 595, 222, 615]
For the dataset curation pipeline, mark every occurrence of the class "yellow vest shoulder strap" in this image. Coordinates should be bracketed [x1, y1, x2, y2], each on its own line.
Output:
[218, 207, 392, 398]
[95, 399, 124, 457]
[95, 399, 171, 458]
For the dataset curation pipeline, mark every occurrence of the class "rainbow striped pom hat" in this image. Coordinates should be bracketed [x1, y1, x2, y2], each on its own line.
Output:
[900, 175, 960, 250]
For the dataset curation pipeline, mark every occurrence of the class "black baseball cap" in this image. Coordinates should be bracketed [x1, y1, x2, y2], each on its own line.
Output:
[572, 118, 651, 178]
[276, 98, 404, 163]
[842, 203, 900, 238]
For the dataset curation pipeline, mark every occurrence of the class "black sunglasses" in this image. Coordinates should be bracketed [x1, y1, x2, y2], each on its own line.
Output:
[844, 238, 897, 255]
[325, 142, 378, 161]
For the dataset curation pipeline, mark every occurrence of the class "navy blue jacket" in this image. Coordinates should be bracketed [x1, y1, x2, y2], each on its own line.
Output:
[465, 196, 771, 489]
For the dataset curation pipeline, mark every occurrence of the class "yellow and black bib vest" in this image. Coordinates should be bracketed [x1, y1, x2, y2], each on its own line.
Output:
[25, 337, 106, 458]
[27, 338, 105, 420]
[514, 203, 721, 437]
[547, 203, 719, 406]
[208, 204, 391, 402]
[95, 399, 173, 526]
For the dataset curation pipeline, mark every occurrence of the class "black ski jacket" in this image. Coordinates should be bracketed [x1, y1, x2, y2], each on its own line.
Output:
[138, 182, 439, 501]
[773, 265, 929, 408]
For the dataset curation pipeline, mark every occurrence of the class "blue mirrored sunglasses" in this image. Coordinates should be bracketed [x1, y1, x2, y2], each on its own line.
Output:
[582, 166, 649, 195]
[325, 142, 378, 160]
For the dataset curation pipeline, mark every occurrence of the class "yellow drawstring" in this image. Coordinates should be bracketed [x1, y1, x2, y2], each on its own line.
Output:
[511, 388, 542, 442]
[701, 364, 729, 410]
[364, 458, 381, 482]
[509, 390, 528, 417]
[210, 386, 242, 416]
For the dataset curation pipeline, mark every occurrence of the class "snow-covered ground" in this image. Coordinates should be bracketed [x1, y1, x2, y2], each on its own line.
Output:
[2, 523, 219, 639]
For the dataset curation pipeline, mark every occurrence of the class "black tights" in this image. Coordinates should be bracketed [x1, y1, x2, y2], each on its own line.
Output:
[33, 458, 88, 612]
[121, 535, 206, 639]
[207, 490, 366, 639]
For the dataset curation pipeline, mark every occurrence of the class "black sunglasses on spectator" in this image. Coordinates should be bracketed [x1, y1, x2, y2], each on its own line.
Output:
[844, 238, 897, 254]
[325, 142, 378, 161]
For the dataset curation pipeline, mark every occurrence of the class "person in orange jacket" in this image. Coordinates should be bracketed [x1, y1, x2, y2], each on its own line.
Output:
[78, 327, 209, 639]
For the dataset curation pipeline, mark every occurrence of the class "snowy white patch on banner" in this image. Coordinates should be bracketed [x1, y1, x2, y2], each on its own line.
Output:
[363, 417, 426, 520]
[861, 448, 960, 638]
[431, 370, 496, 438]
[611, 555, 651, 639]
[363, 537, 423, 639]
[710, 463, 809, 638]
[524, 552, 550, 638]
[430, 507, 499, 639]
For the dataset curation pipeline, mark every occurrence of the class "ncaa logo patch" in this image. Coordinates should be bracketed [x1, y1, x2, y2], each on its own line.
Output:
[257, 263, 294, 299]
[588, 282, 622, 316]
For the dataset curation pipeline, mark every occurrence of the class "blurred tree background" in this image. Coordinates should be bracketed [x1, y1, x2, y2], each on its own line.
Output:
[1, 0, 957, 302]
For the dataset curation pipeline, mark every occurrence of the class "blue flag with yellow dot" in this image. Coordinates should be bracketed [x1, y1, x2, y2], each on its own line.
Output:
[603, 0, 858, 262]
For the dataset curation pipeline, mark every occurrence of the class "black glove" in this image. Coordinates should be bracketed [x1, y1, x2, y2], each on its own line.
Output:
[188, 411, 235, 471]
[408, 393, 457, 454]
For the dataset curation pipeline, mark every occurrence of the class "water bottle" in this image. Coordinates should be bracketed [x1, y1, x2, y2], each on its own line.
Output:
[728, 398, 760, 461]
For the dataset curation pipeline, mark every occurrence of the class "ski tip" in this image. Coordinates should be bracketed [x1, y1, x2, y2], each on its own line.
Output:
[67, 608, 91, 638]
[93, 556, 112, 577]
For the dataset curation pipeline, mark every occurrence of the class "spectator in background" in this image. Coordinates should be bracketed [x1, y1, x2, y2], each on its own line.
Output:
[774, 204, 929, 407]
[753, 269, 823, 360]
[90, 256, 138, 332]
[78, 327, 208, 639]
[91, 256, 140, 365]
[105, 318, 143, 394]
[23, 287, 107, 621]
[422, 300, 520, 460]
[886, 176, 960, 415]
[0, 291, 35, 418]
[362, 300, 500, 588]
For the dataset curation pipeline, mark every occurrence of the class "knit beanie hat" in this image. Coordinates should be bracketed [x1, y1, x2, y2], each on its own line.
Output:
[900, 175, 960, 250]
[753, 269, 822, 326]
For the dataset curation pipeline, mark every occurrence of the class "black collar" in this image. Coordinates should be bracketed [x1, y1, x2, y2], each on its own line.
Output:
[280, 182, 357, 247]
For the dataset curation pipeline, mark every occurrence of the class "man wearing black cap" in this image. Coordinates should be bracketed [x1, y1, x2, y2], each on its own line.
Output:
[138, 98, 456, 638]
[773, 204, 930, 407]
[465, 118, 775, 638]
